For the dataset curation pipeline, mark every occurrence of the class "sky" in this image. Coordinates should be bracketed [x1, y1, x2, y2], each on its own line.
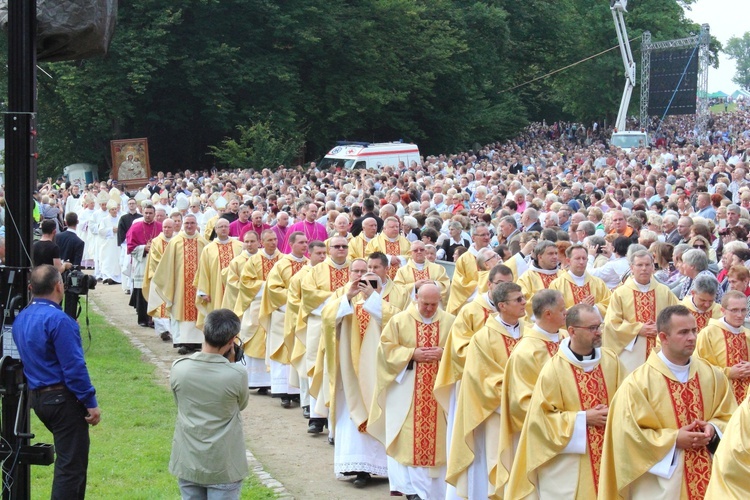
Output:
[684, 0, 749, 93]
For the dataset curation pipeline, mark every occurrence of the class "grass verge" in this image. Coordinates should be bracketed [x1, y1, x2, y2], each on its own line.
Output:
[25, 309, 276, 499]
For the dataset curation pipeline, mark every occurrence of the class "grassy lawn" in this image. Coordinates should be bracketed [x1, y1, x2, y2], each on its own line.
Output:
[710, 102, 737, 113]
[26, 310, 276, 499]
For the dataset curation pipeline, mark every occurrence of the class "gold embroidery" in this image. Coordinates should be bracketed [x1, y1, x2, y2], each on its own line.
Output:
[412, 267, 430, 281]
[413, 320, 440, 467]
[569, 282, 591, 304]
[183, 238, 199, 322]
[355, 304, 370, 342]
[329, 267, 349, 290]
[633, 290, 657, 361]
[571, 364, 609, 494]
[261, 254, 280, 280]
[723, 329, 750, 404]
[538, 271, 557, 289]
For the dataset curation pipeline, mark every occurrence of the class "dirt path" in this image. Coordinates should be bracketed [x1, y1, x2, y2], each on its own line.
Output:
[89, 282, 390, 499]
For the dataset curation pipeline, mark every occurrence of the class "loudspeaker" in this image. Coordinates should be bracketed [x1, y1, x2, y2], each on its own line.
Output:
[0, 0, 117, 62]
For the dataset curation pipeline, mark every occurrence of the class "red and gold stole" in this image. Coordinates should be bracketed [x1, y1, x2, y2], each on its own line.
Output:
[633, 290, 656, 361]
[571, 364, 609, 494]
[569, 282, 592, 304]
[217, 242, 235, 293]
[537, 271, 557, 289]
[502, 335, 520, 358]
[723, 329, 750, 404]
[665, 374, 711, 500]
[355, 304, 371, 342]
[385, 240, 402, 280]
[691, 310, 712, 332]
[412, 266, 430, 282]
[159, 238, 169, 317]
[413, 320, 440, 467]
[290, 259, 306, 275]
[261, 254, 280, 280]
[544, 340, 559, 357]
[183, 238, 199, 322]
[329, 266, 349, 291]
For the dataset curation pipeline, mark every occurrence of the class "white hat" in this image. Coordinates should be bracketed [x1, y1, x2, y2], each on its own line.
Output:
[151, 193, 160, 204]
[96, 192, 110, 205]
[215, 196, 228, 209]
[175, 194, 189, 211]
[135, 189, 149, 202]
[106, 200, 119, 210]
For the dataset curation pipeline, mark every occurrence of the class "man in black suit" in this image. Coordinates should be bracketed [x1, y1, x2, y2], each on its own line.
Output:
[663, 214, 681, 245]
[56, 212, 86, 319]
[521, 207, 543, 233]
[350, 197, 384, 237]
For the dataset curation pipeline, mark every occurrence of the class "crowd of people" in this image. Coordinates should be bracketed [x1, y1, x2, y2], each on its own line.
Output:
[23, 108, 750, 498]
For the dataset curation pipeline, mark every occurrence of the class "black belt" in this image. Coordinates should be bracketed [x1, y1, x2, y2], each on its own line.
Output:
[32, 383, 67, 393]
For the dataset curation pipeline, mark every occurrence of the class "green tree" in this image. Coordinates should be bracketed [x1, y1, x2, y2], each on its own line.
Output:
[726, 33, 750, 91]
[208, 118, 304, 171]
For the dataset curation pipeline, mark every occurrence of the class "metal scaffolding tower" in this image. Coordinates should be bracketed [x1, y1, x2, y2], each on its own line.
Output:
[639, 24, 710, 136]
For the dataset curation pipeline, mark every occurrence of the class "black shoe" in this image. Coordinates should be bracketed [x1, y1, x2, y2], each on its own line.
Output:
[328, 436, 335, 445]
[406, 495, 422, 500]
[307, 419, 324, 434]
[302, 406, 310, 419]
[280, 398, 292, 408]
[257, 388, 269, 396]
[353, 472, 369, 488]
[160, 331, 172, 342]
[138, 322, 149, 328]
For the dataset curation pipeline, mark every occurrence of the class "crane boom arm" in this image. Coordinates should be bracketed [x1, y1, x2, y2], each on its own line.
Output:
[611, 0, 636, 131]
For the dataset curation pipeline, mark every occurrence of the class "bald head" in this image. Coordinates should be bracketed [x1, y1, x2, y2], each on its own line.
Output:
[417, 283, 441, 319]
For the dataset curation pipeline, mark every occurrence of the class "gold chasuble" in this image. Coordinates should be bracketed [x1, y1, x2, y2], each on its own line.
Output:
[681, 296, 722, 333]
[297, 258, 350, 377]
[447, 249, 480, 315]
[143, 234, 170, 317]
[517, 268, 564, 319]
[235, 249, 281, 359]
[368, 304, 455, 468]
[259, 255, 308, 362]
[495, 326, 560, 495]
[598, 352, 736, 500]
[149, 231, 207, 322]
[705, 393, 750, 497]
[286, 266, 312, 370]
[434, 294, 497, 410]
[220, 251, 252, 311]
[194, 238, 243, 329]
[365, 233, 412, 280]
[603, 277, 678, 374]
[549, 271, 612, 318]
[447, 316, 524, 499]
[394, 260, 450, 305]
[202, 214, 219, 240]
[506, 341, 625, 500]
[319, 280, 409, 433]
[347, 233, 373, 261]
[696, 318, 750, 404]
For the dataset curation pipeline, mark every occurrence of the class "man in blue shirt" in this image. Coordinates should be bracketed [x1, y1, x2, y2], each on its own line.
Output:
[12, 265, 101, 499]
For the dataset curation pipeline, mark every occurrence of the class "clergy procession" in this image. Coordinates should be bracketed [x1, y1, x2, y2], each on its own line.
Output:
[29, 111, 750, 499]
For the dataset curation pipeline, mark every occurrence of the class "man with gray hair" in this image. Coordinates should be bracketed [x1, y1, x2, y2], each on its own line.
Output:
[663, 214, 681, 245]
[726, 204, 741, 228]
[603, 250, 679, 374]
[681, 274, 722, 331]
[520, 207, 542, 233]
[680, 249, 722, 303]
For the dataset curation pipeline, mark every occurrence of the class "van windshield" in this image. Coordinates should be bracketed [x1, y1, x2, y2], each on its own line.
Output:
[318, 158, 355, 170]
[611, 133, 647, 150]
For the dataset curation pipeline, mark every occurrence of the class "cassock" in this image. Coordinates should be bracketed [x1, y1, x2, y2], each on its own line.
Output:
[235, 249, 282, 388]
[598, 351, 736, 500]
[496, 325, 561, 495]
[319, 280, 408, 478]
[603, 277, 679, 374]
[517, 266, 564, 319]
[98, 214, 121, 282]
[696, 317, 750, 405]
[365, 233, 412, 280]
[259, 254, 308, 397]
[150, 231, 207, 345]
[549, 271, 611, 319]
[447, 247, 480, 315]
[220, 251, 252, 311]
[447, 316, 524, 500]
[681, 295, 722, 332]
[348, 233, 374, 261]
[78, 206, 96, 268]
[143, 232, 171, 334]
[288, 220, 328, 246]
[394, 259, 450, 306]
[127, 219, 163, 325]
[368, 304, 455, 500]
[194, 238, 243, 329]
[506, 340, 625, 500]
[705, 393, 750, 498]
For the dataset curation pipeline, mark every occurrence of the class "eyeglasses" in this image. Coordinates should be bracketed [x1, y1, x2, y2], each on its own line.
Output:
[693, 245, 706, 250]
[571, 324, 602, 333]
[331, 245, 349, 250]
[502, 296, 526, 304]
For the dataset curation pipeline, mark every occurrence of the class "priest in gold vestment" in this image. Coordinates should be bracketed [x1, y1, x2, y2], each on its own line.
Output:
[259, 232, 309, 407]
[517, 241, 564, 320]
[495, 290, 567, 496]
[194, 218, 242, 329]
[144, 218, 174, 342]
[603, 250, 678, 374]
[447, 283, 526, 500]
[680, 274, 723, 333]
[696, 290, 750, 405]
[220, 231, 256, 311]
[447, 223, 491, 315]
[364, 217, 411, 280]
[548, 245, 611, 318]
[705, 392, 750, 497]
[506, 304, 626, 500]
[348, 217, 378, 261]
[298, 235, 350, 433]
[235, 229, 281, 391]
[368, 284, 455, 500]
[598, 305, 736, 500]
[394, 240, 450, 306]
[150, 213, 207, 353]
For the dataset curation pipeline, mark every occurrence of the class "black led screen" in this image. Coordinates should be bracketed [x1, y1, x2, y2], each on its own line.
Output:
[647, 47, 699, 116]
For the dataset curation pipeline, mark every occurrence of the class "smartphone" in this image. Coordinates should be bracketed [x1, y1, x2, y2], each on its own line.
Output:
[360, 280, 379, 289]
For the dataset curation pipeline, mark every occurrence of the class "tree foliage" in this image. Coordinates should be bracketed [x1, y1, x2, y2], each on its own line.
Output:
[0, 0, 712, 177]
[726, 33, 750, 91]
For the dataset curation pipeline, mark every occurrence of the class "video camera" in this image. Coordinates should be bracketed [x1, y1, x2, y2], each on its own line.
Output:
[64, 266, 97, 295]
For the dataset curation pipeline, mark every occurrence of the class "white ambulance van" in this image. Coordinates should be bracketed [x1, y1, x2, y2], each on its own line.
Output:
[318, 141, 421, 171]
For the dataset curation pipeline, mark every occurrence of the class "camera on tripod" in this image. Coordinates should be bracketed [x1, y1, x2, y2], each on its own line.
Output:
[64, 266, 97, 295]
